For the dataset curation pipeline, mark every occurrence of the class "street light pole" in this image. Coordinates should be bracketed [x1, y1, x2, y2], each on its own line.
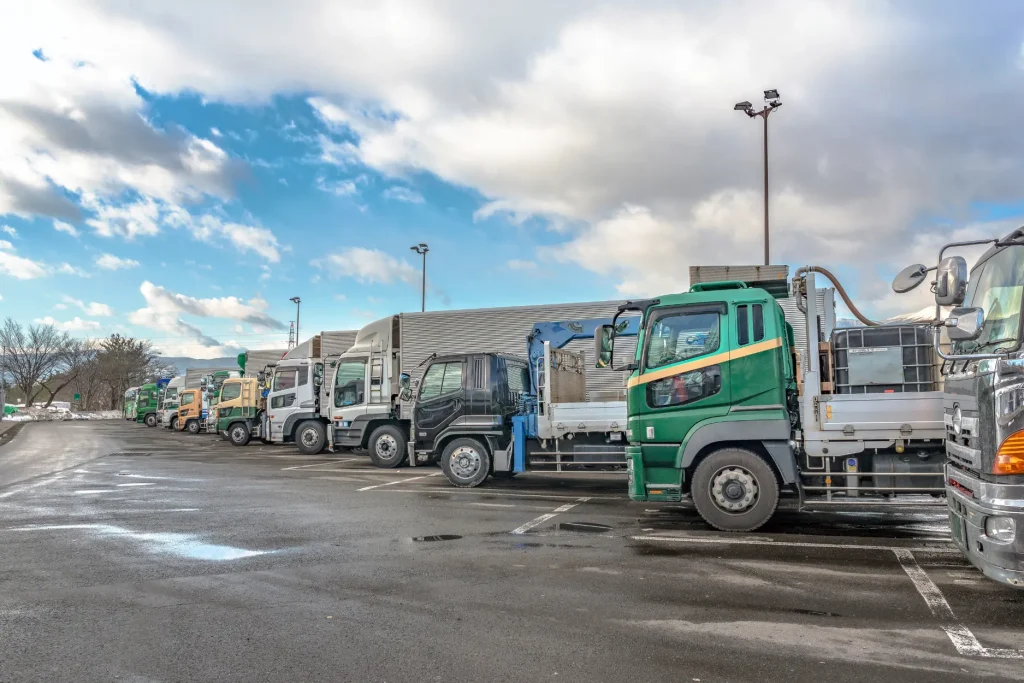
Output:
[410, 243, 429, 312]
[290, 296, 301, 345]
[735, 89, 782, 266]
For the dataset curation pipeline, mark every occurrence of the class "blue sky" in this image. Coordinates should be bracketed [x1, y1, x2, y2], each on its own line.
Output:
[1, 1, 1023, 357]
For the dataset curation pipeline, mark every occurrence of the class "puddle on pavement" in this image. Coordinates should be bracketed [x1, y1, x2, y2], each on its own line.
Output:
[411, 534, 462, 542]
[556, 522, 613, 534]
[8, 523, 274, 560]
[789, 608, 842, 618]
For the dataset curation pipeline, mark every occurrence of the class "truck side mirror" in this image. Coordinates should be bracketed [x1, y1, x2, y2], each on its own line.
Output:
[595, 325, 613, 368]
[313, 363, 324, 388]
[399, 372, 411, 390]
[935, 256, 968, 306]
[892, 263, 929, 293]
[945, 306, 985, 341]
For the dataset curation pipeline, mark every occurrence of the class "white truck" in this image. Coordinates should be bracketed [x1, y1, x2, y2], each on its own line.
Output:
[159, 375, 186, 429]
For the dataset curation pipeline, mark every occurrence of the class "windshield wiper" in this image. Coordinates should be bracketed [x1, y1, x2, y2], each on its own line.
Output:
[973, 337, 1018, 352]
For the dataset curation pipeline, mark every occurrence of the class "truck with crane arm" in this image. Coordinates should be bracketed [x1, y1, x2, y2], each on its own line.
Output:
[892, 228, 1024, 589]
[597, 265, 948, 532]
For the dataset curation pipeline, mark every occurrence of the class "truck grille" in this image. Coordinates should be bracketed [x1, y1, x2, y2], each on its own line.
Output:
[944, 410, 981, 470]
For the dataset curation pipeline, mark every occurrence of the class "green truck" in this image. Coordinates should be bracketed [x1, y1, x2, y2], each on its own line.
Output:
[134, 383, 161, 427]
[598, 266, 946, 531]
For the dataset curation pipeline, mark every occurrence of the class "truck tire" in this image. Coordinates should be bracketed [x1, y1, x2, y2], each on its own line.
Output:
[441, 438, 491, 488]
[690, 447, 779, 532]
[368, 425, 407, 468]
[296, 420, 327, 455]
[186, 419, 201, 435]
[145, 413, 158, 428]
[170, 416, 178, 431]
[228, 422, 251, 447]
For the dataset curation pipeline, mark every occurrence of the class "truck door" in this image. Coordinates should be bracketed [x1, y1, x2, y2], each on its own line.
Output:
[633, 304, 733, 455]
[413, 359, 465, 447]
[267, 367, 299, 442]
[730, 300, 785, 407]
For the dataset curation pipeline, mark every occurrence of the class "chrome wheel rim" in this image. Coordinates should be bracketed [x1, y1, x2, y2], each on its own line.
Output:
[301, 427, 319, 448]
[710, 466, 758, 513]
[449, 445, 482, 481]
[375, 434, 398, 461]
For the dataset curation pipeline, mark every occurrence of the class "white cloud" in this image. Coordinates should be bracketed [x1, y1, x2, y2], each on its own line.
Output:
[62, 295, 113, 316]
[53, 303, 67, 310]
[128, 281, 287, 355]
[381, 186, 424, 204]
[95, 253, 140, 270]
[6, 1, 1024, 314]
[506, 259, 538, 271]
[2, 226, 15, 237]
[33, 315, 101, 331]
[210, 127, 223, 137]
[56, 262, 90, 277]
[316, 176, 359, 196]
[259, 264, 271, 282]
[53, 220, 79, 237]
[0, 240, 47, 279]
[312, 247, 419, 286]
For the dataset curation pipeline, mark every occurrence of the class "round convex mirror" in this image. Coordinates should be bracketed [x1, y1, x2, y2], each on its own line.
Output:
[892, 264, 929, 293]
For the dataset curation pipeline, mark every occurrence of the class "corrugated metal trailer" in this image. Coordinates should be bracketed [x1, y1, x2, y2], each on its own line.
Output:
[397, 301, 636, 402]
[283, 331, 358, 360]
[242, 349, 288, 376]
[184, 366, 238, 389]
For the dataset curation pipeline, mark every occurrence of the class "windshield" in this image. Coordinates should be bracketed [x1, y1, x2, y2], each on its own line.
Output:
[181, 393, 195, 406]
[220, 382, 242, 402]
[273, 369, 297, 392]
[334, 359, 366, 408]
[125, 390, 137, 400]
[958, 244, 1024, 353]
[645, 311, 721, 369]
[163, 388, 178, 404]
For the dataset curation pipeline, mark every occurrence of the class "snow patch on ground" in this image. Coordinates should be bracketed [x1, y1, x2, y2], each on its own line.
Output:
[2, 408, 122, 422]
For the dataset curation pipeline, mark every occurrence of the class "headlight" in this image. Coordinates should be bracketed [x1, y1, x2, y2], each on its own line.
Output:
[997, 383, 1024, 419]
[985, 516, 1016, 543]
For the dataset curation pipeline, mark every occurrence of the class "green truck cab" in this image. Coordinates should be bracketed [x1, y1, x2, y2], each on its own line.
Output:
[601, 281, 797, 530]
[134, 383, 161, 427]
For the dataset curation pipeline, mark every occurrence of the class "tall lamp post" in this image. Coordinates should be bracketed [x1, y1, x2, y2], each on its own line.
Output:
[410, 243, 429, 312]
[734, 89, 782, 266]
[290, 296, 301, 346]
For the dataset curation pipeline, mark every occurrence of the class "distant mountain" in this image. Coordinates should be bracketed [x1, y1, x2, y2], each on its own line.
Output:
[156, 356, 240, 376]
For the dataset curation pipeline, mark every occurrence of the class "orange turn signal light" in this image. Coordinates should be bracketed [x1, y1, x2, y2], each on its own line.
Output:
[994, 430, 1024, 475]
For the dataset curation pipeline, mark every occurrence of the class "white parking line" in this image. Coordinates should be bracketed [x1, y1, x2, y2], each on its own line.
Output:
[629, 534, 958, 553]
[0, 476, 63, 499]
[281, 459, 357, 471]
[511, 497, 591, 535]
[893, 549, 1024, 659]
[357, 472, 441, 491]
[375, 488, 619, 500]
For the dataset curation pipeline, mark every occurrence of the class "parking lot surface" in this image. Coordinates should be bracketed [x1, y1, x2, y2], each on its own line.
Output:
[1, 421, 1022, 682]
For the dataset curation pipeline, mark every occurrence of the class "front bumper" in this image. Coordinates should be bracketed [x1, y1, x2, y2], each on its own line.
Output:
[946, 465, 1024, 589]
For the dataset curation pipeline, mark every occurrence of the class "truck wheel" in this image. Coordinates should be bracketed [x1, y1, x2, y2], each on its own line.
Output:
[186, 419, 201, 435]
[170, 416, 178, 431]
[691, 448, 779, 532]
[296, 420, 327, 455]
[368, 425, 407, 468]
[229, 422, 251, 447]
[441, 438, 490, 487]
[145, 413, 158, 428]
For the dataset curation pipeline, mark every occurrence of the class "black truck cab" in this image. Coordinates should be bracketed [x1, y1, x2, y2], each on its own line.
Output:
[410, 353, 530, 485]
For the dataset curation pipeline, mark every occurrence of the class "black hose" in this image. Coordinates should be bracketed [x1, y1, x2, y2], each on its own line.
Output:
[795, 266, 879, 327]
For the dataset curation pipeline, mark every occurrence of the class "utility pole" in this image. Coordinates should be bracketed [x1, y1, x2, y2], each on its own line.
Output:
[287, 322, 295, 348]
[290, 297, 301, 344]
[734, 89, 782, 266]
[410, 243, 429, 312]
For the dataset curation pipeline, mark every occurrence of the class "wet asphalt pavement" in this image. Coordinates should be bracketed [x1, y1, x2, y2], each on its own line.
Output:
[1, 421, 1022, 682]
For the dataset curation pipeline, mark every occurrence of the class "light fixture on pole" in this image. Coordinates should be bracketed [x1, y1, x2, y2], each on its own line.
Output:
[734, 89, 782, 266]
[289, 296, 301, 346]
[410, 243, 429, 312]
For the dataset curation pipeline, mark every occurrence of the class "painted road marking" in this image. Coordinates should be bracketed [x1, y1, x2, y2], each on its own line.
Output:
[893, 549, 1024, 659]
[511, 497, 591, 535]
[0, 476, 63, 499]
[117, 482, 156, 487]
[357, 472, 441, 491]
[374, 488, 619, 500]
[281, 459, 357, 471]
[630, 535, 958, 553]
[632, 534, 1022, 659]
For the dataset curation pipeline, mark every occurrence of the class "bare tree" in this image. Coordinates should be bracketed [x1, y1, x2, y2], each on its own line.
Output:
[95, 334, 157, 409]
[38, 338, 97, 408]
[0, 318, 72, 406]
